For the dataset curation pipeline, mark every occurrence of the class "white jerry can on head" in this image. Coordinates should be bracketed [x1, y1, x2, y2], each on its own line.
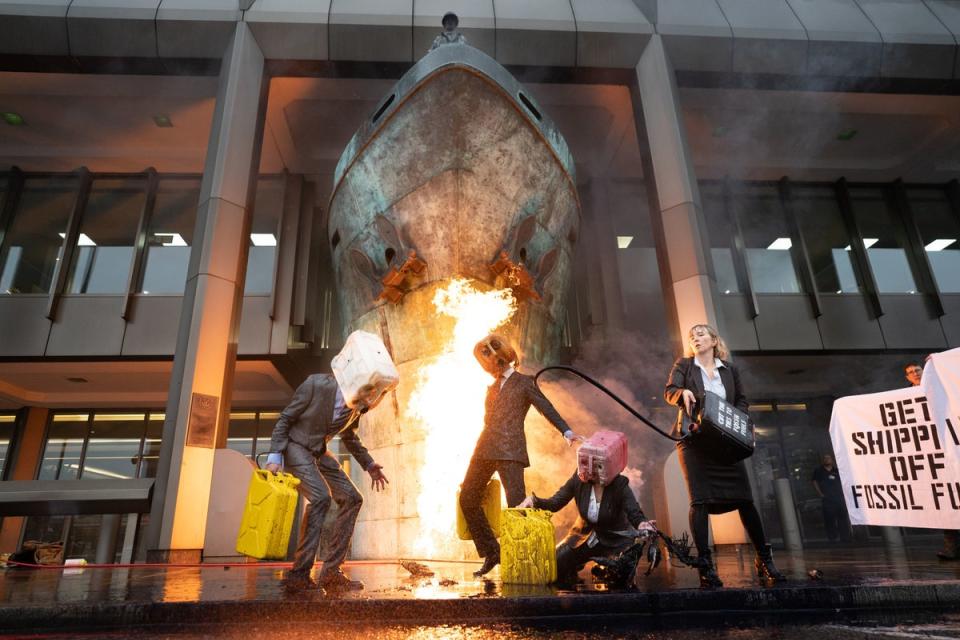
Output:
[331, 330, 400, 411]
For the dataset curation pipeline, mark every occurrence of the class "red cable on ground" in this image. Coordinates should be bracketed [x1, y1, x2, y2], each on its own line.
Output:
[2, 559, 415, 570]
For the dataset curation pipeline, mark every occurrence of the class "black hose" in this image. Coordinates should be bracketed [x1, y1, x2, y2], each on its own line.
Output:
[533, 365, 682, 442]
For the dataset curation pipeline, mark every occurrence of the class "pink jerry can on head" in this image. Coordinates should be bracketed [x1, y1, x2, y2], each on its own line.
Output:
[577, 430, 628, 486]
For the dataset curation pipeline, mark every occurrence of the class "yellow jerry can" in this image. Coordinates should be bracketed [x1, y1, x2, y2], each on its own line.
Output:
[500, 508, 557, 585]
[236, 469, 301, 560]
[455, 478, 502, 541]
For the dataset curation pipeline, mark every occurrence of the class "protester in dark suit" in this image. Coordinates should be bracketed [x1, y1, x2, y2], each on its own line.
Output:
[905, 362, 958, 561]
[664, 324, 784, 588]
[266, 373, 389, 592]
[461, 334, 580, 576]
[519, 471, 652, 586]
[812, 454, 851, 543]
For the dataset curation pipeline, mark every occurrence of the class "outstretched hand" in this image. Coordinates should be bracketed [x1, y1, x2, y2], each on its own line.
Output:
[518, 495, 534, 509]
[368, 463, 389, 492]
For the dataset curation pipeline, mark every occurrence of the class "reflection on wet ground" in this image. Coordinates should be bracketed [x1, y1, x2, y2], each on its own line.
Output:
[0, 546, 958, 607]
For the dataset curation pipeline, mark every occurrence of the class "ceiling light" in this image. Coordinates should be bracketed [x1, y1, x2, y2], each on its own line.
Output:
[616, 236, 633, 249]
[251, 233, 277, 247]
[58, 232, 96, 246]
[154, 232, 187, 247]
[843, 238, 878, 251]
[1, 112, 24, 126]
[836, 129, 857, 141]
[925, 238, 956, 252]
[767, 237, 792, 250]
[153, 114, 173, 128]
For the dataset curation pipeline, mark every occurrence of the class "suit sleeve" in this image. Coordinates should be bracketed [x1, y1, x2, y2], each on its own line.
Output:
[270, 377, 314, 453]
[532, 472, 579, 512]
[527, 377, 571, 436]
[340, 420, 375, 472]
[664, 357, 689, 407]
[730, 363, 749, 413]
[621, 480, 647, 528]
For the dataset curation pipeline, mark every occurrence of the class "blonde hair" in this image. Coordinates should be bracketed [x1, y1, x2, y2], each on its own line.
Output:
[685, 324, 729, 360]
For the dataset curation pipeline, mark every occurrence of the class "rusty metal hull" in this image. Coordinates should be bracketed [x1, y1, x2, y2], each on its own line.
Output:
[328, 44, 580, 560]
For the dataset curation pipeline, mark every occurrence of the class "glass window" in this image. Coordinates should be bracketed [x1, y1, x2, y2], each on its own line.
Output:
[81, 413, 146, 480]
[139, 413, 164, 479]
[65, 178, 145, 294]
[793, 185, 864, 294]
[37, 413, 89, 480]
[140, 178, 199, 294]
[908, 188, 960, 294]
[849, 187, 923, 294]
[731, 184, 803, 294]
[0, 413, 16, 479]
[244, 177, 284, 295]
[0, 176, 78, 294]
[256, 411, 279, 462]
[701, 182, 742, 295]
[227, 412, 258, 458]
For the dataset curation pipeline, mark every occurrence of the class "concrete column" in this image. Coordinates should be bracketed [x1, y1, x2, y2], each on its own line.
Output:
[632, 35, 720, 337]
[145, 22, 267, 562]
[590, 180, 625, 331]
[94, 513, 122, 564]
[774, 478, 803, 551]
[0, 407, 48, 553]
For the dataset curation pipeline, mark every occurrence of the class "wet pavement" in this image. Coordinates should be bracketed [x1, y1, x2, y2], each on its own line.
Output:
[0, 546, 958, 635]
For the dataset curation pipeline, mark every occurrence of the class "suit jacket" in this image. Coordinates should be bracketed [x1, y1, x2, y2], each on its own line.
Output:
[533, 472, 646, 549]
[472, 371, 570, 467]
[269, 373, 374, 470]
[664, 357, 748, 439]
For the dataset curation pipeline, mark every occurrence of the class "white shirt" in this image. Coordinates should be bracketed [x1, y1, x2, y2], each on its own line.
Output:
[694, 357, 727, 399]
[587, 487, 600, 523]
[499, 366, 516, 390]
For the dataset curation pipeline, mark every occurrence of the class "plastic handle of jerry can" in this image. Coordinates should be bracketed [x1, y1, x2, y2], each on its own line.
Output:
[255, 469, 271, 481]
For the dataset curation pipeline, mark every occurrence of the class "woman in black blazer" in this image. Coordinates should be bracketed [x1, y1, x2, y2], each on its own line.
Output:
[665, 323, 784, 588]
[520, 471, 650, 587]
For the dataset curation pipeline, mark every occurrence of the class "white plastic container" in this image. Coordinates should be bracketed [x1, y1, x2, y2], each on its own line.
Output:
[331, 330, 400, 410]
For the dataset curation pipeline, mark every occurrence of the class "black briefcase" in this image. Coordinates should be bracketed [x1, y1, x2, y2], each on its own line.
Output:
[691, 391, 755, 464]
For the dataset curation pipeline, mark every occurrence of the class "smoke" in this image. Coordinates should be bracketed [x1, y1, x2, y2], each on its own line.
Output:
[521, 326, 677, 538]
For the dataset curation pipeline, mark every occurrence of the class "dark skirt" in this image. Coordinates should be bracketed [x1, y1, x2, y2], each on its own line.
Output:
[677, 441, 753, 509]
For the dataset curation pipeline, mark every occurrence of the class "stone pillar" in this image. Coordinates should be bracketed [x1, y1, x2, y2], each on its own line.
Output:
[145, 22, 267, 562]
[632, 35, 720, 337]
[0, 407, 48, 553]
[94, 513, 122, 564]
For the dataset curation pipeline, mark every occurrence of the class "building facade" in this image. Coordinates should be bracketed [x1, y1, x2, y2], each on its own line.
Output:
[1, 0, 959, 561]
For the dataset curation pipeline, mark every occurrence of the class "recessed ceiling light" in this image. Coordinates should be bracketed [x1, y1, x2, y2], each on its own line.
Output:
[925, 238, 956, 252]
[153, 114, 173, 128]
[616, 236, 633, 249]
[1, 112, 24, 126]
[251, 233, 277, 247]
[58, 232, 96, 246]
[767, 237, 792, 250]
[836, 129, 857, 141]
[154, 232, 187, 247]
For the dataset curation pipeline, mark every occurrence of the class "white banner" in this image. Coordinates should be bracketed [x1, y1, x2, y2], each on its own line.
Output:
[829, 347, 960, 529]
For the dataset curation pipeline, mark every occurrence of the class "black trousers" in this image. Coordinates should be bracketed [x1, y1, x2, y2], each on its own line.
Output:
[556, 537, 630, 585]
[459, 457, 525, 558]
[822, 498, 850, 542]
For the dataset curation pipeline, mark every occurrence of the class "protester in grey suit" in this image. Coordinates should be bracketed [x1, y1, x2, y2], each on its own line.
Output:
[266, 373, 389, 592]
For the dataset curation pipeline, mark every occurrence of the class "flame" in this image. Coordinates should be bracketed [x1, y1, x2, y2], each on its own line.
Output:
[407, 278, 517, 556]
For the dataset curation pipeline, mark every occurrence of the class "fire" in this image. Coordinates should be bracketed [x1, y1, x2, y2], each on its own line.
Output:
[407, 278, 517, 557]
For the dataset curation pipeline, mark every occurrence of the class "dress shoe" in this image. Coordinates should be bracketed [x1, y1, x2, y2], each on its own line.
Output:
[473, 552, 500, 577]
[282, 572, 318, 592]
[319, 569, 364, 591]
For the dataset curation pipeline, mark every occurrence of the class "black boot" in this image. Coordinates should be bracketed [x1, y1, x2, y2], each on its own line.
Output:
[755, 544, 786, 584]
[696, 550, 723, 589]
[473, 551, 500, 577]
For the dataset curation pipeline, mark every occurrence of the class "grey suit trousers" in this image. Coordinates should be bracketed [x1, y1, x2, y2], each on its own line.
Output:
[286, 443, 363, 577]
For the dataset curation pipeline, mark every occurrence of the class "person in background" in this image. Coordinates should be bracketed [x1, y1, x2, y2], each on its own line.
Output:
[664, 324, 785, 588]
[460, 334, 582, 577]
[904, 362, 958, 561]
[811, 454, 851, 544]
